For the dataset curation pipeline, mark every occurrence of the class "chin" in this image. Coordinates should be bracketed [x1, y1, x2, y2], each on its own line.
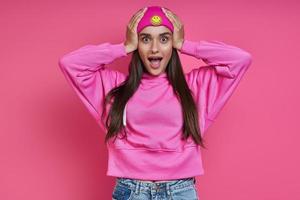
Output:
[146, 67, 165, 75]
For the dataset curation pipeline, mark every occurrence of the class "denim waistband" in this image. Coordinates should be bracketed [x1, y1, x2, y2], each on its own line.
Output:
[116, 177, 196, 196]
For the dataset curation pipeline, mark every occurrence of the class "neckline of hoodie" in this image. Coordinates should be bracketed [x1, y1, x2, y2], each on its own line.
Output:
[140, 72, 168, 85]
[142, 72, 167, 79]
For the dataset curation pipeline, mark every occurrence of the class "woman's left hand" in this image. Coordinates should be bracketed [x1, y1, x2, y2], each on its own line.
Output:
[162, 7, 185, 50]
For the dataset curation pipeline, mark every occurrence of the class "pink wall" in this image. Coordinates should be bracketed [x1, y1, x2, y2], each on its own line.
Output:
[1, 0, 299, 199]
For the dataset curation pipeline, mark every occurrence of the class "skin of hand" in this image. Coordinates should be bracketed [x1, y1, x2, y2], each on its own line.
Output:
[124, 7, 148, 54]
[161, 7, 185, 51]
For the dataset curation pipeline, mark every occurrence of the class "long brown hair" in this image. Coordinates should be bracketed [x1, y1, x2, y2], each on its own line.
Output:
[101, 48, 206, 149]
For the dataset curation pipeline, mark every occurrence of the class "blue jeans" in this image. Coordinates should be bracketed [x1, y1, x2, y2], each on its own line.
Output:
[112, 177, 199, 200]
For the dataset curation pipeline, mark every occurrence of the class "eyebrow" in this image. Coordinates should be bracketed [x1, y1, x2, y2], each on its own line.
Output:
[139, 32, 172, 37]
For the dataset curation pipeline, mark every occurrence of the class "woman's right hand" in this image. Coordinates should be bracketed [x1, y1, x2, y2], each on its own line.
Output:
[124, 7, 147, 54]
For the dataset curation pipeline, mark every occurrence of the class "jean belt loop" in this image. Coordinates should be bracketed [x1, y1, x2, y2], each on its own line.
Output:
[166, 182, 171, 196]
[134, 181, 140, 195]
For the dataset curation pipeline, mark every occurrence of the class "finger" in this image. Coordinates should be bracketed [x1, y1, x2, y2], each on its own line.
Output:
[164, 8, 181, 23]
[161, 7, 168, 16]
[131, 7, 147, 31]
[165, 9, 179, 22]
[133, 7, 145, 19]
[129, 8, 143, 26]
[132, 7, 147, 24]
[165, 12, 180, 28]
[128, 14, 140, 30]
[129, 7, 146, 28]
[162, 7, 173, 13]
[163, 8, 174, 16]
[163, 8, 178, 21]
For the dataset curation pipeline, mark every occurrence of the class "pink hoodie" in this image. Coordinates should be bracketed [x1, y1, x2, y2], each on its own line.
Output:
[58, 40, 252, 180]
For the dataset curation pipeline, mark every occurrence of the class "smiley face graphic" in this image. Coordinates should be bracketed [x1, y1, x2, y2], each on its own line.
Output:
[150, 15, 162, 26]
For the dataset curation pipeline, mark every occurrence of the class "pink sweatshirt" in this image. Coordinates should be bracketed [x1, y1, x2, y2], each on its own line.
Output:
[58, 39, 252, 180]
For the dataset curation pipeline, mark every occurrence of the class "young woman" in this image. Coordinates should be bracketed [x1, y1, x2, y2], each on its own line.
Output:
[59, 6, 252, 200]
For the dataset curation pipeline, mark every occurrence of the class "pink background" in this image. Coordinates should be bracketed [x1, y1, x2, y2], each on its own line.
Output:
[1, 0, 299, 199]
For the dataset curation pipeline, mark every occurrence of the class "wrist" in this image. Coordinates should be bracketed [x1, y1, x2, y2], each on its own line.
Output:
[174, 40, 184, 51]
[124, 43, 135, 54]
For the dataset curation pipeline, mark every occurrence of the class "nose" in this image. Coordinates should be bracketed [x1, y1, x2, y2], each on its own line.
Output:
[150, 39, 159, 54]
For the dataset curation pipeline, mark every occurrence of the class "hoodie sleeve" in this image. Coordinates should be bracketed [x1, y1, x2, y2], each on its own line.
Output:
[181, 40, 252, 136]
[58, 42, 128, 130]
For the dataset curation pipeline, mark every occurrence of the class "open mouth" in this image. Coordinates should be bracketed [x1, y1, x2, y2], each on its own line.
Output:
[148, 56, 163, 69]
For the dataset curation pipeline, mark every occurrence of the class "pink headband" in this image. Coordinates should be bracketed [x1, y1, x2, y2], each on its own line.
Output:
[137, 6, 174, 33]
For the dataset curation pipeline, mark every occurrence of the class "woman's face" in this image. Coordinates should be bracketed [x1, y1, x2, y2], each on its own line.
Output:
[138, 26, 173, 76]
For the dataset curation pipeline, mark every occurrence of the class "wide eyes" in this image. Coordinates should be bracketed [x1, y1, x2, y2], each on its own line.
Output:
[141, 36, 169, 43]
